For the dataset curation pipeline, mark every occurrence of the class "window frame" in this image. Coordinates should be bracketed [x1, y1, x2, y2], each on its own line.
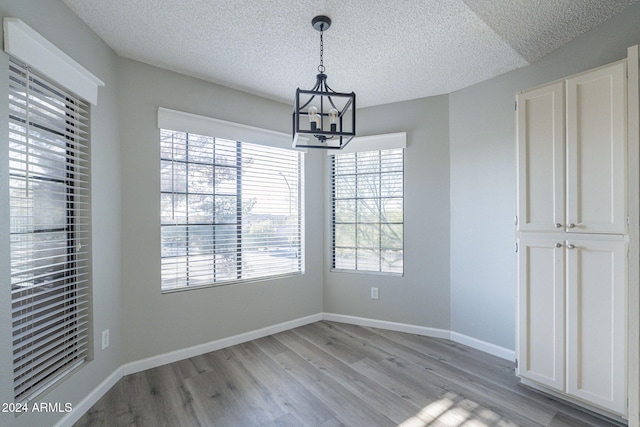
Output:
[8, 58, 92, 404]
[329, 133, 405, 276]
[159, 121, 305, 293]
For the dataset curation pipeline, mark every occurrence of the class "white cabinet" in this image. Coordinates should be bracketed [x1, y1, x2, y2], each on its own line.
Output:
[518, 237, 627, 414]
[517, 61, 627, 234]
[566, 239, 627, 415]
[516, 59, 629, 417]
[566, 63, 627, 234]
[517, 237, 565, 391]
[517, 81, 565, 233]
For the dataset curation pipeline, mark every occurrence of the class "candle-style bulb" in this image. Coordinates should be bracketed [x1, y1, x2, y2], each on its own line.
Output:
[308, 106, 319, 130]
[329, 108, 339, 132]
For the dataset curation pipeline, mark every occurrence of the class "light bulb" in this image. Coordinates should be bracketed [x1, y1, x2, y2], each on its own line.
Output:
[308, 106, 318, 130]
[329, 108, 339, 132]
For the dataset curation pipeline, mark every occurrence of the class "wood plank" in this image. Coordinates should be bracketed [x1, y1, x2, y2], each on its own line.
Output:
[313, 322, 552, 424]
[142, 363, 202, 427]
[290, 321, 388, 364]
[342, 322, 623, 427]
[73, 322, 625, 427]
[274, 329, 421, 423]
[334, 322, 517, 387]
[357, 353, 546, 426]
[226, 340, 337, 425]
[185, 347, 288, 426]
[266, 349, 396, 426]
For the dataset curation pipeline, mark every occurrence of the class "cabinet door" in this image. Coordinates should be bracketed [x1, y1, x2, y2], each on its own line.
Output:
[566, 61, 627, 234]
[517, 82, 565, 232]
[517, 237, 565, 391]
[566, 239, 627, 414]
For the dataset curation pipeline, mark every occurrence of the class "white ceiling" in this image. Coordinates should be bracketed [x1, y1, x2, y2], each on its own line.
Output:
[63, 0, 637, 108]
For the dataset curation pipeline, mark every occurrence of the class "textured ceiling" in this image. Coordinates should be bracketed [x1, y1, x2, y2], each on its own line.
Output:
[63, 0, 637, 108]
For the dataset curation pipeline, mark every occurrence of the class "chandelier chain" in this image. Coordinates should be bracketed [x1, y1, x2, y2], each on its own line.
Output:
[318, 30, 325, 73]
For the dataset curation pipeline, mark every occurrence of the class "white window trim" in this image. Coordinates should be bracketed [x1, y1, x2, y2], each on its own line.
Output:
[9, 58, 92, 403]
[3, 18, 104, 105]
[158, 107, 309, 150]
[326, 132, 407, 154]
[158, 111, 306, 292]
[330, 136, 405, 275]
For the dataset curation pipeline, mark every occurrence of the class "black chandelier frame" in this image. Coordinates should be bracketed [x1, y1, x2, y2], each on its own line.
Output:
[292, 15, 356, 150]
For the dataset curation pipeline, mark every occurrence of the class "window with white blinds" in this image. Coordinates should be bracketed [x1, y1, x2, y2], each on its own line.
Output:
[160, 129, 304, 291]
[9, 59, 91, 403]
[331, 148, 404, 274]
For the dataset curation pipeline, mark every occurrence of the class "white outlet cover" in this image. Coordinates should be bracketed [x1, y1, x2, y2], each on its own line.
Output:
[101, 329, 110, 350]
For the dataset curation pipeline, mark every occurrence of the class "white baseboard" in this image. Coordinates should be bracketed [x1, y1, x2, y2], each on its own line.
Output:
[323, 313, 515, 361]
[450, 331, 515, 361]
[122, 312, 515, 376]
[322, 313, 451, 340]
[54, 367, 123, 427]
[122, 313, 323, 375]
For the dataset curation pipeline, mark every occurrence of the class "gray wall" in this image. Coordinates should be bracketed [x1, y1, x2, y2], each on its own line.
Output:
[118, 59, 324, 363]
[322, 2, 640, 351]
[2, 1, 640, 425]
[449, 3, 640, 350]
[0, 1, 123, 426]
[323, 96, 451, 330]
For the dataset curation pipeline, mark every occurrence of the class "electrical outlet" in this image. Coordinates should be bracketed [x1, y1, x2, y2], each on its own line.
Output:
[101, 329, 110, 350]
[371, 287, 379, 300]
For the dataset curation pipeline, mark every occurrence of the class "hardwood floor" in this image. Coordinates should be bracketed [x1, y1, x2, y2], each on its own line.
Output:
[74, 321, 624, 426]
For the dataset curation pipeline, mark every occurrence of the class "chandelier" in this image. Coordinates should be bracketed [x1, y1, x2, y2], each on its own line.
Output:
[292, 15, 356, 149]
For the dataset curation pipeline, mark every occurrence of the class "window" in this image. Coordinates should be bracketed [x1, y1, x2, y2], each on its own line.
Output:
[9, 59, 91, 402]
[160, 129, 304, 291]
[331, 142, 404, 274]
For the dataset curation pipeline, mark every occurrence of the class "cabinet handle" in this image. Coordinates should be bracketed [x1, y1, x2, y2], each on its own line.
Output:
[555, 243, 562, 248]
[554, 223, 562, 228]
[568, 223, 576, 229]
[567, 243, 576, 249]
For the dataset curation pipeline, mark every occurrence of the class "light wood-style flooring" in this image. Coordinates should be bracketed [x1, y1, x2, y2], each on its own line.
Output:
[74, 321, 624, 426]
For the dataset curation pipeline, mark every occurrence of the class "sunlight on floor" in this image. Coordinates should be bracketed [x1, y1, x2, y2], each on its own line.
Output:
[397, 392, 516, 427]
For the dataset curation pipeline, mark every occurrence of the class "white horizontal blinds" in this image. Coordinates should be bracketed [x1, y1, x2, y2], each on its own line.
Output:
[160, 129, 304, 291]
[331, 148, 404, 274]
[240, 142, 304, 280]
[8, 59, 91, 403]
[160, 131, 239, 288]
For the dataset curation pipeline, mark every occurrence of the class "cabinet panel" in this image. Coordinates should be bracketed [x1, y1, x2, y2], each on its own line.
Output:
[517, 237, 565, 390]
[516, 58, 629, 418]
[517, 82, 565, 232]
[566, 61, 627, 234]
[566, 239, 627, 414]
